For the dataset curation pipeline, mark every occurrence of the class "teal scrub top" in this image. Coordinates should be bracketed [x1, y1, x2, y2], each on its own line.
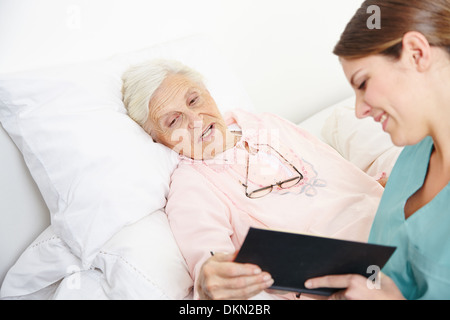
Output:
[368, 137, 450, 300]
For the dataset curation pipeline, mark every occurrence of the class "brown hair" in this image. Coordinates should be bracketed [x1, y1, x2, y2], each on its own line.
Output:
[334, 0, 450, 59]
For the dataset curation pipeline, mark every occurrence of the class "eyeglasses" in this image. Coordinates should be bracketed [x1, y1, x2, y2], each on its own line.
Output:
[241, 143, 303, 199]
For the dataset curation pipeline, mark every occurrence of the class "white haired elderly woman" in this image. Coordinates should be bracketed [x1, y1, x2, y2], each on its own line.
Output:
[121, 59, 384, 300]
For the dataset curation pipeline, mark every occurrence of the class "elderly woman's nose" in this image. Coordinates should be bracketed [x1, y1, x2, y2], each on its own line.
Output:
[187, 112, 203, 129]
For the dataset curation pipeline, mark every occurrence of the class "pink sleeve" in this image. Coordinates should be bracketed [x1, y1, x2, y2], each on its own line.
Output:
[165, 165, 236, 299]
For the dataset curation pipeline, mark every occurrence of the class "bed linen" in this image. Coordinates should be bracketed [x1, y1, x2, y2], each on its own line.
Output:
[0, 66, 404, 300]
[1, 95, 403, 300]
[0, 35, 253, 300]
[2, 210, 193, 300]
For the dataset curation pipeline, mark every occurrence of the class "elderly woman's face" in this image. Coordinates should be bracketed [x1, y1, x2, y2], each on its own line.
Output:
[144, 73, 229, 160]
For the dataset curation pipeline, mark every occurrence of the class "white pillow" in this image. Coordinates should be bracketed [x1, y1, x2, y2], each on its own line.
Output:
[1, 210, 193, 300]
[297, 104, 337, 141]
[0, 35, 254, 298]
[0, 77, 177, 268]
[321, 97, 403, 177]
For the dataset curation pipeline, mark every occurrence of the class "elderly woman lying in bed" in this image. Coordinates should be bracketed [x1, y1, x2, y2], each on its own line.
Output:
[121, 59, 384, 300]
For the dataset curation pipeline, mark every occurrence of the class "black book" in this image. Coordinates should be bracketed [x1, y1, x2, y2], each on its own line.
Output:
[234, 227, 396, 296]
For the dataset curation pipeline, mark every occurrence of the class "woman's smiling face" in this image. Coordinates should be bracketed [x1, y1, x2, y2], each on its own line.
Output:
[144, 73, 229, 160]
[340, 53, 430, 147]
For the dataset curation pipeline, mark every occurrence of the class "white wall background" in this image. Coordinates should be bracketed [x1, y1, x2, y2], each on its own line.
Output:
[0, 0, 362, 124]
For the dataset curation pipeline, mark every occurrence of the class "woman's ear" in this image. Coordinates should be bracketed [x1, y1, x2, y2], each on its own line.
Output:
[400, 31, 432, 72]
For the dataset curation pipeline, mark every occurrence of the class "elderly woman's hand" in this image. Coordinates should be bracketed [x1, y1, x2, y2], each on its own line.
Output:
[197, 252, 274, 300]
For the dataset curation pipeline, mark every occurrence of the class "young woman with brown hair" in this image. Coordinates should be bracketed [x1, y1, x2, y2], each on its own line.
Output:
[305, 0, 450, 299]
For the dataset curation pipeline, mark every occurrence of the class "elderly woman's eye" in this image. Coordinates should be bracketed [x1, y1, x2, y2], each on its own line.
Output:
[169, 116, 179, 127]
[189, 96, 198, 106]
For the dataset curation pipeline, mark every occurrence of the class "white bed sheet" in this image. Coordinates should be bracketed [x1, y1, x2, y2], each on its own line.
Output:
[0, 35, 253, 300]
[0, 103, 336, 301]
[2, 95, 403, 300]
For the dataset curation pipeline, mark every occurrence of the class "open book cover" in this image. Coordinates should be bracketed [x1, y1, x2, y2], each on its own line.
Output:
[234, 227, 396, 296]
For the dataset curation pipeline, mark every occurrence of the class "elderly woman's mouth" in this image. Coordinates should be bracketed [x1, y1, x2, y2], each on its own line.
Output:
[200, 123, 215, 141]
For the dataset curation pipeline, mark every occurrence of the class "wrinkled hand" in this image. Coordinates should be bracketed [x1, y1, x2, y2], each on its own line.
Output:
[377, 172, 388, 188]
[197, 252, 274, 300]
[304, 272, 405, 300]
